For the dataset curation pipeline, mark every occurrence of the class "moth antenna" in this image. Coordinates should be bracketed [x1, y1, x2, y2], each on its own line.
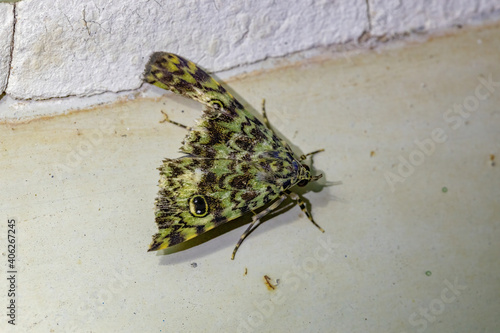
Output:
[261, 98, 272, 129]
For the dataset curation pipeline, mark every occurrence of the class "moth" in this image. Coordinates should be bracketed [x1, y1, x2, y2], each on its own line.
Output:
[144, 52, 324, 259]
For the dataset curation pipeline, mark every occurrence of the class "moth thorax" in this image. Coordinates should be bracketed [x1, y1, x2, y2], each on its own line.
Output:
[189, 195, 209, 217]
[297, 164, 312, 187]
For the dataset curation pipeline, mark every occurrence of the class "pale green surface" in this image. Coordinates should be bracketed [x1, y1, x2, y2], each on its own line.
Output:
[0, 23, 499, 332]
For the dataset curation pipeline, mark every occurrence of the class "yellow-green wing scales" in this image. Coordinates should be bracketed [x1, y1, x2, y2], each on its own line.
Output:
[144, 52, 289, 160]
[144, 52, 320, 254]
[152, 157, 283, 250]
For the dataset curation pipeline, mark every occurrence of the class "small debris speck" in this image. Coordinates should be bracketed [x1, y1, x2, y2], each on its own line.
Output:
[425, 270, 432, 276]
[264, 275, 276, 290]
[442, 187, 448, 193]
[190, 262, 197, 268]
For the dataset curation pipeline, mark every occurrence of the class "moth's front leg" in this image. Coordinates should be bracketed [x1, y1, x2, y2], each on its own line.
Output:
[300, 148, 325, 161]
[285, 189, 325, 233]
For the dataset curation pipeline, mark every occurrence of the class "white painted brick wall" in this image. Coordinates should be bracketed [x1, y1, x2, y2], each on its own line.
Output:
[369, 0, 500, 35]
[0, 4, 13, 93]
[0, 0, 499, 104]
[5, 0, 368, 99]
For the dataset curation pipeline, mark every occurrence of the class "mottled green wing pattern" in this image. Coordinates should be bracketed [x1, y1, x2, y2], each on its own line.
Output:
[150, 157, 282, 251]
[144, 52, 288, 160]
[144, 52, 236, 109]
[143, 52, 321, 256]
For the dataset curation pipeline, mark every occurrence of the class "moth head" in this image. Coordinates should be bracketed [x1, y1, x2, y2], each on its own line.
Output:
[295, 149, 324, 187]
[297, 164, 323, 187]
[189, 195, 209, 217]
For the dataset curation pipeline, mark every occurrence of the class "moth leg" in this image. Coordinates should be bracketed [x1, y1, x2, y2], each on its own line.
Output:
[160, 110, 192, 130]
[260, 98, 272, 129]
[231, 194, 287, 260]
[285, 189, 325, 233]
[300, 149, 325, 161]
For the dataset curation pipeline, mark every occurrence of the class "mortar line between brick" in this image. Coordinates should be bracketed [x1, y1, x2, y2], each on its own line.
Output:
[365, 0, 372, 31]
[5, 3, 17, 90]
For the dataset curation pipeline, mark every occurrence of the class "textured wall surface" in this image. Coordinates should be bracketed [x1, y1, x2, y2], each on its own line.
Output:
[0, 0, 499, 103]
[369, 0, 500, 35]
[0, 4, 13, 92]
[4, 0, 368, 99]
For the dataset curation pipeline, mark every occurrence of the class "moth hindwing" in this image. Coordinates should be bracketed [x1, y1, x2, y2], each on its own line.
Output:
[144, 52, 324, 259]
